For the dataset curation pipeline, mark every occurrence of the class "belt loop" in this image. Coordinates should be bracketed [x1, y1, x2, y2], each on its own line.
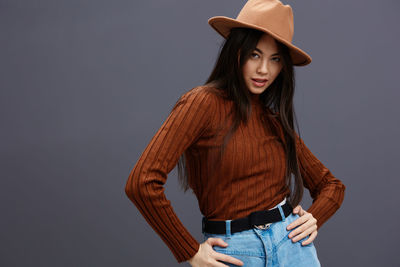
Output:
[202, 217, 206, 234]
[225, 220, 232, 238]
[277, 204, 286, 222]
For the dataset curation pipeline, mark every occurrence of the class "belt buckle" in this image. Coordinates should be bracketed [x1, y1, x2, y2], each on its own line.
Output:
[254, 222, 272, 230]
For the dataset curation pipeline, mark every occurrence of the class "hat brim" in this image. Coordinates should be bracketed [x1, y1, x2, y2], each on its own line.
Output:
[208, 16, 312, 66]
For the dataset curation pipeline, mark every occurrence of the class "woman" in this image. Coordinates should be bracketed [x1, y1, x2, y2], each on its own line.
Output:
[125, 0, 346, 266]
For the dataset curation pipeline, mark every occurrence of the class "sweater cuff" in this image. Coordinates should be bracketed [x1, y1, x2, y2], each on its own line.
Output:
[175, 239, 200, 263]
[306, 195, 341, 231]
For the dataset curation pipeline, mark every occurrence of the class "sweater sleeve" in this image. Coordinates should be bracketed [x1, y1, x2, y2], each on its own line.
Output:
[295, 134, 346, 231]
[124, 88, 214, 263]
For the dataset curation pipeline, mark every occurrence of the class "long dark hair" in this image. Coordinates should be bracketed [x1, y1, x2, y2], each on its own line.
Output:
[176, 27, 305, 209]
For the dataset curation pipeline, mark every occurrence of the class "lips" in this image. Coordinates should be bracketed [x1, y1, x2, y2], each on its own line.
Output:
[252, 78, 268, 82]
[251, 78, 268, 87]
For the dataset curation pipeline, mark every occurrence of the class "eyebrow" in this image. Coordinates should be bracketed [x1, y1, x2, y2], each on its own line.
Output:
[254, 48, 280, 56]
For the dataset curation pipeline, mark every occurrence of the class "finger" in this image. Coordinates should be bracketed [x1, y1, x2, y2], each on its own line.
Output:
[213, 261, 231, 267]
[293, 205, 301, 213]
[298, 206, 306, 216]
[214, 252, 244, 266]
[287, 213, 309, 230]
[207, 237, 228, 248]
[301, 231, 318, 246]
[288, 218, 315, 238]
[291, 224, 316, 243]
[288, 214, 314, 236]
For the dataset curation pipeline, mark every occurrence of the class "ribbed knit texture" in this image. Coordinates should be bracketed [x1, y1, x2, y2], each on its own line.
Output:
[125, 85, 346, 263]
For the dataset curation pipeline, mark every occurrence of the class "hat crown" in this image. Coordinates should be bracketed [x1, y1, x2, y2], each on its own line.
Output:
[236, 0, 294, 42]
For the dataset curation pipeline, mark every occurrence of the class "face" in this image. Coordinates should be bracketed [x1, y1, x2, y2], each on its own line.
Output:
[242, 33, 283, 95]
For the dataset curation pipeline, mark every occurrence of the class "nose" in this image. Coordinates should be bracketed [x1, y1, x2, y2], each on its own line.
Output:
[257, 60, 269, 74]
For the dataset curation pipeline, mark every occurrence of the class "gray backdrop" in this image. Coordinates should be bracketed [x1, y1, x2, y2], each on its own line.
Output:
[1, 0, 399, 266]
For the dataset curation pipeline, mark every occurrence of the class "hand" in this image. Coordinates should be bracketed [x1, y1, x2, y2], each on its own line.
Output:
[188, 237, 244, 267]
[286, 205, 318, 246]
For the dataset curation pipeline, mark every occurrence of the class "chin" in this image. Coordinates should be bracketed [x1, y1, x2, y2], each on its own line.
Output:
[249, 87, 266, 94]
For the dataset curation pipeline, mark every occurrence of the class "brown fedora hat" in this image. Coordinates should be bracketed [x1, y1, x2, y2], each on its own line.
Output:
[208, 0, 312, 66]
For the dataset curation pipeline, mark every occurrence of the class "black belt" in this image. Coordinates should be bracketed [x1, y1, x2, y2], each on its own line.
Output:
[202, 201, 293, 235]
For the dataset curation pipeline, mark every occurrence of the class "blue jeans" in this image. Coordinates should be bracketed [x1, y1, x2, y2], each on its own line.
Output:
[202, 203, 321, 266]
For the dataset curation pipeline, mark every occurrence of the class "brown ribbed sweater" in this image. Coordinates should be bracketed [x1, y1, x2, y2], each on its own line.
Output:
[125, 85, 346, 263]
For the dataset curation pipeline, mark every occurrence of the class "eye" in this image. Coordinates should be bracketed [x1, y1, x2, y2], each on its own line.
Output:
[272, 57, 281, 62]
[250, 52, 260, 59]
